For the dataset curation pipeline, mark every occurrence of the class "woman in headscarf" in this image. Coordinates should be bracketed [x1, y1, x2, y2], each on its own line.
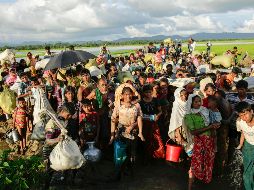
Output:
[184, 94, 220, 190]
[168, 87, 188, 145]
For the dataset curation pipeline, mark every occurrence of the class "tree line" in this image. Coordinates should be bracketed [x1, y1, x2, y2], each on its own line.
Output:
[0, 38, 252, 51]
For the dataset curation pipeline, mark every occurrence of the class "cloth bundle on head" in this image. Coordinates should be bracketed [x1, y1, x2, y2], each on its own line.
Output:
[89, 66, 102, 77]
[240, 54, 252, 67]
[167, 78, 195, 88]
[114, 83, 140, 105]
[85, 58, 98, 69]
[10, 76, 21, 93]
[144, 53, 155, 64]
[168, 87, 187, 139]
[35, 58, 50, 70]
[98, 64, 106, 74]
[57, 69, 66, 81]
[199, 77, 214, 97]
[117, 71, 135, 83]
[197, 64, 211, 74]
[164, 38, 172, 45]
[0, 49, 15, 64]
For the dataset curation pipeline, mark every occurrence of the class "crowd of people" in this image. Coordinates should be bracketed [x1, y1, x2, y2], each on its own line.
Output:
[1, 41, 254, 190]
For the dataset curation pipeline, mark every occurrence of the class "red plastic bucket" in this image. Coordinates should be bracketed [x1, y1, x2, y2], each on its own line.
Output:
[165, 141, 182, 162]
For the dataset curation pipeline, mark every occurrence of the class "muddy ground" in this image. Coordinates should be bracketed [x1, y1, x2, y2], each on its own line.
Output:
[0, 121, 234, 190]
[48, 147, 232, 190]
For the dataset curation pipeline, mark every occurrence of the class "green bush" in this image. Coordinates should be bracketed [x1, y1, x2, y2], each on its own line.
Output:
[0, 150, 45, 190]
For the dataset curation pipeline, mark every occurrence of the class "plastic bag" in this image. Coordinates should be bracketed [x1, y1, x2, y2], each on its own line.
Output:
[30, 120, 46, 141]
[0, 86, 16, 114]
[49, 136, 86, 171]
[114, 139, 127, 167]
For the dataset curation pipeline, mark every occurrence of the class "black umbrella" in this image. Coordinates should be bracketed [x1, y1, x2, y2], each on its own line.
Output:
[44, 50, 96, 70]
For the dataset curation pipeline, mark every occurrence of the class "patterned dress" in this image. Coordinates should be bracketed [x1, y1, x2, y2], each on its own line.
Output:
[184, 113, 215, 183]
[14, 107, 29, 129]
[111, 102, 143, 158]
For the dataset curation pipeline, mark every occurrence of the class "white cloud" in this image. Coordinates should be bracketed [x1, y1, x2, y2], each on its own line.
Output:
[125, 25, 149, 37]
[128, 0, 254, 16]
[237, 15, 254, 32]
[0, 0, 253, 43]
[169, 15, 225, 31]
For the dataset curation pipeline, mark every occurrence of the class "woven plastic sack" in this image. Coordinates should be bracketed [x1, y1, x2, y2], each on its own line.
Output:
[85, 58, 98, 69]
[57, 69, 66, 81]
[164, 38, 172, 44]
[144, 53, 155, 64]
[49, 136, 86, 171]
[211, 55, 232, 68]
[0, 87, 16, 114]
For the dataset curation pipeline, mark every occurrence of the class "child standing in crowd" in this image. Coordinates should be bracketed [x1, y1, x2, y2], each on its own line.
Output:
[62, 86, 79, 143]
[1, 42, 252, 189]
[110, 87, 145, 180]
[235, 102, 254, 190]
[17, 72, 30, 99]
[79, 99, 100, 151]
[207, 96, 222, 153]
[158, 78, 171, 143]
[140, 84, 164, 162]
[13, 97, 29, 155]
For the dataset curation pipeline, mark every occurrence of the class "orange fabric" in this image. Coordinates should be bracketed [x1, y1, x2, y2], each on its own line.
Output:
[219, 73, 234, 88]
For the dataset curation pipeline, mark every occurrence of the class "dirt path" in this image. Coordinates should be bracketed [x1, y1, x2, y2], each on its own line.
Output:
[49, 153, 232, 190]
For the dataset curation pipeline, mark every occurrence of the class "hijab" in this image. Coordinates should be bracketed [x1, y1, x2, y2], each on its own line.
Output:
[186, 94, 210, 126]
[168, 87, 187, 139]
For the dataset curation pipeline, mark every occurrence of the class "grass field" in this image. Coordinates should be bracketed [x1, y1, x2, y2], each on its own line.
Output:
[111, 43, 254, 58]
[13, 41, 254, 59]
[182, 43, 254, 60]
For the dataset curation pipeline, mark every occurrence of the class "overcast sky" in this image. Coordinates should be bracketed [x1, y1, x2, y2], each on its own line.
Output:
[0, 0, 254, 43]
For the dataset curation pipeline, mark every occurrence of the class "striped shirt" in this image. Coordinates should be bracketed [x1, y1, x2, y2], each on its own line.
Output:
[226, 93, 254, 110]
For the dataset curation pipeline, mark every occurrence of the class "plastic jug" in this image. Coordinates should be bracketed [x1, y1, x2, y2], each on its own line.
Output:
[83, 141, 101, 162]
